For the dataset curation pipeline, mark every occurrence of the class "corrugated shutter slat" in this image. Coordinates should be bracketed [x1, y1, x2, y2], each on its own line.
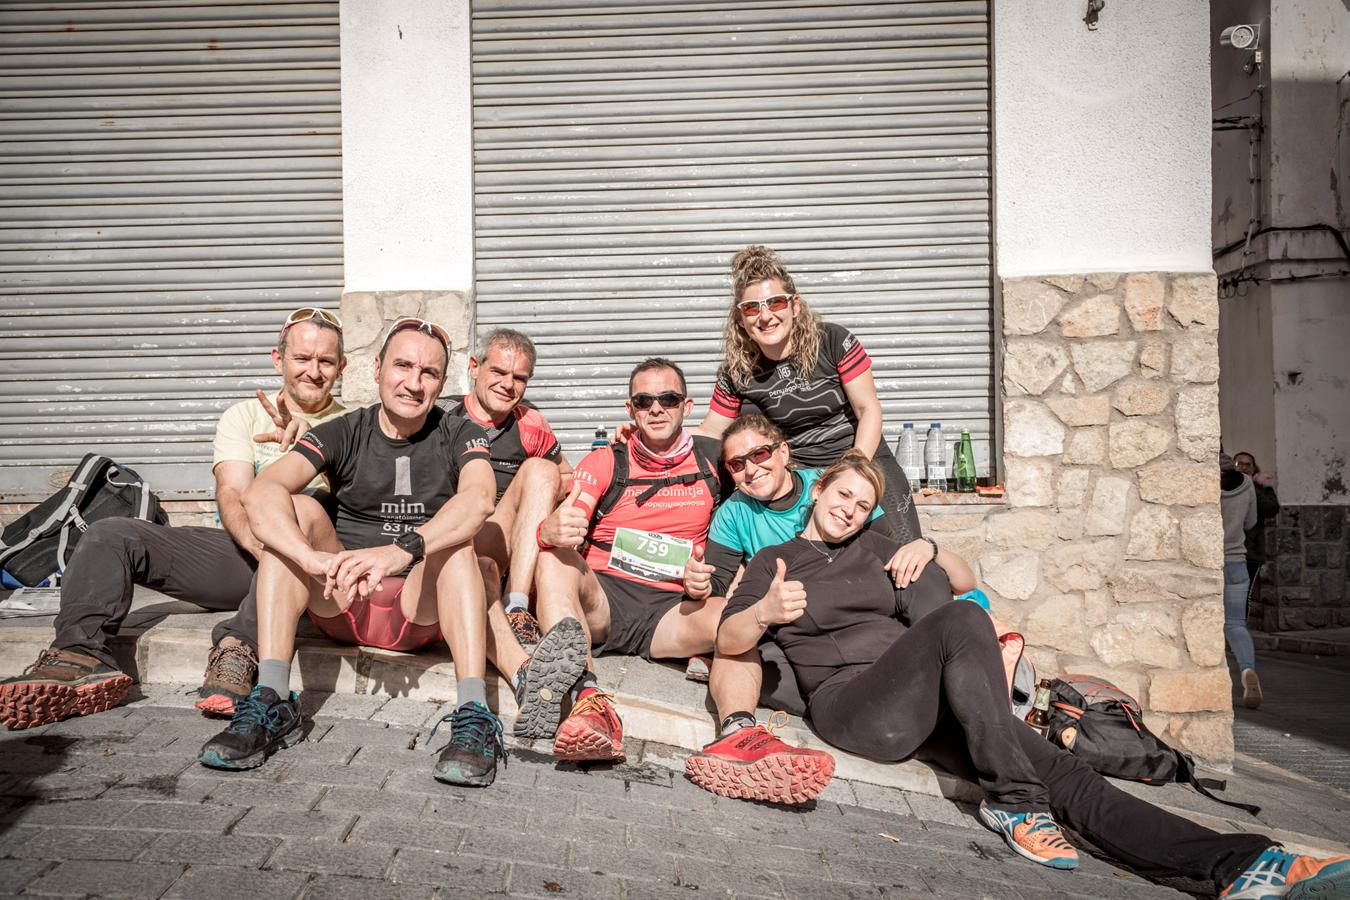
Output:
[470, 0, 994, 469]
[0, 1, 342, 500]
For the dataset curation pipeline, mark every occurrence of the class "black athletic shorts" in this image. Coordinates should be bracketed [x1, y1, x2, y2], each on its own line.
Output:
[594, 571, 685, 661]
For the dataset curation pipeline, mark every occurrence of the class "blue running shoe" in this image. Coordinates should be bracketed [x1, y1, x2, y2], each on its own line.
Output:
[431, 701, 505, 787]
[198, 685, 302, 770]
[1222, 846, 1350, 899]
[978, 800, 1079, 869]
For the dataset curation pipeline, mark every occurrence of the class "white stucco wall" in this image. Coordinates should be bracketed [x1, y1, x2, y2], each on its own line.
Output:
[994, 0, 1213, 276]
[1270, 0, 1349, 229]
[1265, 0, 1350, 505]
[339, 1, 474, 292]
[1271, 283, 1350, 504]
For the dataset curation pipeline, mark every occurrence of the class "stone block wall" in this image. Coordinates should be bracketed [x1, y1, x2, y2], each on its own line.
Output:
[337, 291, 474, 407]
[918, 271, 1234, 763]
[1250, 506, 1350, 631]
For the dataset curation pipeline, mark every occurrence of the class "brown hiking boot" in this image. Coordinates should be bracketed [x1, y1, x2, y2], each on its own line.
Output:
[0, 648, 132, 730]
[195, 637, 258, 717]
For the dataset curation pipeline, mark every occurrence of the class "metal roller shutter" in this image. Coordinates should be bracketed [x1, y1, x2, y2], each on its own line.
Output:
[0, 0, 342, 500]
[470, 0, 993, 470]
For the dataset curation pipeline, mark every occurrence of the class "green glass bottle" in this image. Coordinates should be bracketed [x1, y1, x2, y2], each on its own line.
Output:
[954, 428, 977, 493]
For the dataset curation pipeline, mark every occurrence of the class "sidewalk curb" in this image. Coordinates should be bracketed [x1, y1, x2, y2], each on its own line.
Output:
[4, 610, 1346, 860]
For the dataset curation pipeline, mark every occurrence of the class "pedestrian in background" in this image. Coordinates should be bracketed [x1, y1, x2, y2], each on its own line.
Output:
[1220, 453, 1262, 709]
[1233, 451, 1280, 583]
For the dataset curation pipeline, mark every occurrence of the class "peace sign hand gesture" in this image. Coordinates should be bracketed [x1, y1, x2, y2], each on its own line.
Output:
[253, 389, 309, 451]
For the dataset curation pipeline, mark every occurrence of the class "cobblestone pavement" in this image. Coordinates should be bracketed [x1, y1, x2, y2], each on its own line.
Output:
[1232, 647, 1350, 793]
[0, 686, 1212, 899]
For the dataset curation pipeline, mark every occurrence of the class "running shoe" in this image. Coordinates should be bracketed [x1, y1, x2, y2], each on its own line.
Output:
[553, 690, 624, 762]
[977, 801, 1079, 869]
[197, 685, 302, 770]
[512, 617, 588, 739]
[684, 712, 835, 804]
[0, 648, 132, 730]
[1221, 846, 1350, 899]
[431, 701, 505, 788]
[684, 656, 711, 683]
[506, 609, 543, 647]
[1242, 668, 1264, 710]
[195, 637, 258, 717]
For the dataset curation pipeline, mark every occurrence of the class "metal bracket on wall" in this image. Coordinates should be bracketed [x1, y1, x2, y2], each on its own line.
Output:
[1084, 0, 1105, 30]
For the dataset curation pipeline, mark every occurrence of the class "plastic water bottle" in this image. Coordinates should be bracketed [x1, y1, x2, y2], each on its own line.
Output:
[591, 428, 608, 450]
[895, 423, 922, 491]
[924, 423, 946, 490]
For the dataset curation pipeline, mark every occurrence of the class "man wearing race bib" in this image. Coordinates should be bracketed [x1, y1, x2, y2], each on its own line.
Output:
[522, 358, 830, 803]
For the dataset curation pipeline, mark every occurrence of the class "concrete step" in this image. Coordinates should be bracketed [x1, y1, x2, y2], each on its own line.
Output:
[3, 588, 1346, 859]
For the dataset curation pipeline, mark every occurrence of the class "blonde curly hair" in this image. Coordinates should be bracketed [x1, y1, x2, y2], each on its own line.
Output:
[720, 245, 824, 389]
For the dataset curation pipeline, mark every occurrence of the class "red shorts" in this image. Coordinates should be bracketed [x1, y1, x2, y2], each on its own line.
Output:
[307, 577, 442, 652]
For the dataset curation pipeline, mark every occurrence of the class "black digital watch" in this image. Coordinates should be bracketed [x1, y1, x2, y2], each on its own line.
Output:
[393, 530, 425, 565]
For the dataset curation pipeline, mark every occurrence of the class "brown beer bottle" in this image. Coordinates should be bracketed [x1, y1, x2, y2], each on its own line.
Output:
[1026, 678, 1054, 736]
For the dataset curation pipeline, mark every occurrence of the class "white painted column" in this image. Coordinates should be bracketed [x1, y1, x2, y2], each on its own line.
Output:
[994, 0, 1213, 276]
[339, 0, 474, 293]
[336, 0, 476, 401]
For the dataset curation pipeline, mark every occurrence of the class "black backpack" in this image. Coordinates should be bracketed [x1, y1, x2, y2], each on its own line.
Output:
[0, 454, 168, 587]
[1045, 675, 1260, 815]
[585, 435, 726, 552]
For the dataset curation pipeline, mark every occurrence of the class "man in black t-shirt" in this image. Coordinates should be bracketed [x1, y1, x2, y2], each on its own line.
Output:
[198, 319, 507, 788]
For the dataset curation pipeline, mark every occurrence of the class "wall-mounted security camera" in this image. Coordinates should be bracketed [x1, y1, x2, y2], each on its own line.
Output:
[1219, 24, 1261, 50]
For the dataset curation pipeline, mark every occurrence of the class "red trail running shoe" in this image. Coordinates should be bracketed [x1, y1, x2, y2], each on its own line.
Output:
[685, 712, 835, 805]
[553, 690, 624, 761]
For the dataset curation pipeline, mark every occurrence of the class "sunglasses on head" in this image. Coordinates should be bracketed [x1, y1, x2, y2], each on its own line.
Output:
[281, 307, 342, 333]
[383, 316, 450, 349]
[629, 391, 686, 411]
[737, 294, 794, 318]
[725, 442, 781, 473]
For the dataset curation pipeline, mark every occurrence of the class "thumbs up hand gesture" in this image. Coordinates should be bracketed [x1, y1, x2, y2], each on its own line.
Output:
[683, 544, 714, 601]
[754, 558, 808, 626]
[539, 479, 590, 550]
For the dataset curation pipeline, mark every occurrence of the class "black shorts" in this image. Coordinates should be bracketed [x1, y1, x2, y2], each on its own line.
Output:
[594, 571, 685, 661]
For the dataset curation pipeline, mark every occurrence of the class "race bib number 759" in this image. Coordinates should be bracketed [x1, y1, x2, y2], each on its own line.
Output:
[607, 527, 693, 583]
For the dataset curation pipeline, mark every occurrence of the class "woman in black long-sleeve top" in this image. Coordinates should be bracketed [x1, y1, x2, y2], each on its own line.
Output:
[714, 451, 1348, 895]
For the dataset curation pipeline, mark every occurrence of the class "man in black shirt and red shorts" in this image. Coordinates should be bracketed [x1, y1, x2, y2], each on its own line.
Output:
[513, 357, 832, 805]
[443, 328, 572, 650]
[197, 318, 506, 787]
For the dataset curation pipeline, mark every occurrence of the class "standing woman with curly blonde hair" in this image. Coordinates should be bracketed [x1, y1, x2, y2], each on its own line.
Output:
[698, 245, 924, 554]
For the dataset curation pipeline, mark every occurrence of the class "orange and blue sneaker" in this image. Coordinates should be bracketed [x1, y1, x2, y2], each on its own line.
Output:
[553, 690, 624, 762]
[978, 801, 1079, 869]
[685, 713, 836, 805]
[1220, 846, 1350, 899]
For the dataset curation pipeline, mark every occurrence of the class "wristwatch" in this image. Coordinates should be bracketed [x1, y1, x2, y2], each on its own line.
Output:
[393, 530, 425, 565]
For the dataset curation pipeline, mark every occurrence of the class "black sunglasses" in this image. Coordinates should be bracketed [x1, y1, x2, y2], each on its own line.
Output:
[725, 442, 781, 473]
[630, 391, 686, 410]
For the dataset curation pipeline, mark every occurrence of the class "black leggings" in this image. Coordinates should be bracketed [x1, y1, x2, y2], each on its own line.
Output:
[809, 601, 1048, 810]
[807, 602, 1270, 891]
[870, 444, 920, 545]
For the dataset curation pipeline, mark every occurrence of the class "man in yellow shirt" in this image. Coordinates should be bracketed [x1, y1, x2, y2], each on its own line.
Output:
[0, 309, 348, 730]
